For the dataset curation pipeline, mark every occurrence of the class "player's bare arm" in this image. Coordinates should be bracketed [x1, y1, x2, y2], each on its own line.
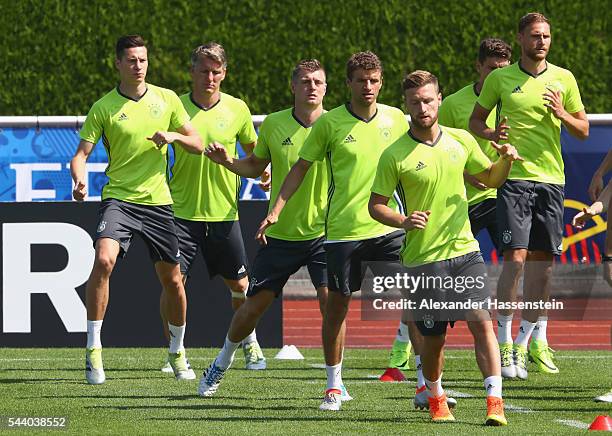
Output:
[469, 105, 510, 142]
[542, 88, 589, 140]
[70, 139, 95, 201]
[572, 181, 612, 228]
[589, 150, 612, 201]
[205, 141, 270, 178]
[473, 142, 523, 188]
[255, 158, 312, 244]
[368, 193, 430, 231]
[147, 122, 203, 154]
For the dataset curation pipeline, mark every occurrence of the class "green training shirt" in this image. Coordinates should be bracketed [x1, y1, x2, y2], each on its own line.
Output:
[371, 126, 491, 266]
[80, 84, 189, 205]
[299, 103, 408, 241]
[171, 92, 258, 221]
[477, 62, 584, 184]
[253, 108, 328, 241]
[439, 83, 498, 206]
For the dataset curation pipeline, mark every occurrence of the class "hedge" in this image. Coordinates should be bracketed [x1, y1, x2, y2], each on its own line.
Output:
[0, 0, 608, 115]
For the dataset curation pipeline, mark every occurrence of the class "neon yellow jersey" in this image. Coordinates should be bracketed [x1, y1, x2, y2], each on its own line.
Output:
[299, 103, 408, 240]
[171, 92, 257, 221]
[371, 126, 491, 266]
[439, 83, 498, 205]
[253, 108, 327, 241]
[477, 62, 584, 184]
[79, 84, 189, 205]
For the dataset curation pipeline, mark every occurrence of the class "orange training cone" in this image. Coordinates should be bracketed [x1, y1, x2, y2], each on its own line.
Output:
[589, 415, 612, 431]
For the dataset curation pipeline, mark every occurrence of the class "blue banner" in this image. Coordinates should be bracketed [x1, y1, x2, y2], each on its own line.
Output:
[0, 127, 268, 202]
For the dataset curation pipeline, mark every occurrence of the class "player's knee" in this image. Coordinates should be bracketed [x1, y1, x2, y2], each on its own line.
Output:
[94, 253, 116, 276]
[228, 278, 249, 294]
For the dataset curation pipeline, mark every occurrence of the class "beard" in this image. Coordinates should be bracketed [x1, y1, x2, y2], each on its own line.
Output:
[525, 46, 548, 62]
[411, 113, 437, 129]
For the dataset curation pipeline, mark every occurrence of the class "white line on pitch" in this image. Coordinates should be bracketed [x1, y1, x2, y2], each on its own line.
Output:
[555, 419, 589, 429]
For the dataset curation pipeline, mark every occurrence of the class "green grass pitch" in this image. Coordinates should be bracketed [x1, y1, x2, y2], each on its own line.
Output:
[1, 348, 611, 434]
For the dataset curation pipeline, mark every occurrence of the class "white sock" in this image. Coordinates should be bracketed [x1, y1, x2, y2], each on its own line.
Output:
[87, 320, 103, 349]
[496, 314, 513, 345]
[484, 375, 503, 398]
[217, 335, 240, 369]
[396, 322, 410, 343]
[532, 316, 548, 343]
[415, 355, 425, 388]
[168, 323, 186, 354]
[514, 319, 536, 348]
[425, 375, 444, 397]
[326, 362, 343, 391]
[243, 329, 257, 345]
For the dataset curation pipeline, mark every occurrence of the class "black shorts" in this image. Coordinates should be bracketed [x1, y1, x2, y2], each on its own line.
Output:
[326, 230, 404, 296]
[408, 251, 491, 336]
[94, 198, 180, 264]
[247, 236, 327, 298]
[468, 198, 500, 250]
[497, 180, 564, 255]
[175, 218, 248, 280]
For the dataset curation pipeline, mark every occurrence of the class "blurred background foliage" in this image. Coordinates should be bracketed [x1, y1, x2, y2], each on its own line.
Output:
[0, 0, 608, 115]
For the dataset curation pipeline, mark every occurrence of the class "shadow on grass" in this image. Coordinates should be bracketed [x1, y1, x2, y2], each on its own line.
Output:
[145, 415, 487, 427]
[86, 404, 296, 411]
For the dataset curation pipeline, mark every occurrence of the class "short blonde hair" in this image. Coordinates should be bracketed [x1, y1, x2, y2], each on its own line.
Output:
[402, 70, 439, 92]
[191, 42, 227, 68]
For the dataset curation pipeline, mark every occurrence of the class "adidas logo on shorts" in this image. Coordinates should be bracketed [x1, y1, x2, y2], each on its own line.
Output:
[281, 137, 293, 146]
[238, 265, 246, 274]
[344, 134, 356, 143]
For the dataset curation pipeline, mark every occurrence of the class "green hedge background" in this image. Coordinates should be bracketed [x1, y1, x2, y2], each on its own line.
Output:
[1, 0, 609, 115]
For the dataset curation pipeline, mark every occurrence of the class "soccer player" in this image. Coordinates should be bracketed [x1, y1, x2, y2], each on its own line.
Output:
[70, 35, 203, 384]
[160, 42, 265, 371]
[572, 149, 612, 403]
[247, 51, 426, 411]
[470, 12, 589, 379]
[199, 59, 352, 399]
[438, 38, 512, 249]
[370, 70, 522, 425]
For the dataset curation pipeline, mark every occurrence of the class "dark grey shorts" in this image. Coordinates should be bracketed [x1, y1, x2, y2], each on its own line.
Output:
[407, 251, 491, 336]
[497, 180, 564, 255]
[326, 230, 404, 296]
[94, 198, 180, 264]
[175, 218, 248, 280]
[247, 236, 327, 298]
[468, 197, 500, 250]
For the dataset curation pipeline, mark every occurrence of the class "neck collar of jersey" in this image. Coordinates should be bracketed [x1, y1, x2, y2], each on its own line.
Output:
[518, 59, 548, 78]
[116, 85, 148, 102]
[345, 102, 378, 123]
[190, 92, 221, 111]
[408, 128, 443, 147]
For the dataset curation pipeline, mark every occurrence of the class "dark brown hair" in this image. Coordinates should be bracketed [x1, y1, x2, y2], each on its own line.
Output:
[478, 38, 512, 63]
[346, 51, 382, 80]
[116, 35, 146, 59]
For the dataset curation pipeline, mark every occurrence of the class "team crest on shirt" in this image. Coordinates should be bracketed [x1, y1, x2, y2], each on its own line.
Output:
[149, 103, 162, 119]
[545, 81, 565, 94]
[441, 141, 464, 162]
[216, 117, 228, 130]
[379, 127, 392, 141]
